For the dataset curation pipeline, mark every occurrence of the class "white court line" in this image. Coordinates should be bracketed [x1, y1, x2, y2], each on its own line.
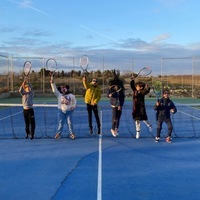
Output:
[97, 110, 102, 200]
[178, 110, 200, 120]
[0, 111, 22, 121]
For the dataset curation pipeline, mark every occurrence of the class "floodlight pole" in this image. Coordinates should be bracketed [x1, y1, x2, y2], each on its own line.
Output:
[192, 57, 194, 97]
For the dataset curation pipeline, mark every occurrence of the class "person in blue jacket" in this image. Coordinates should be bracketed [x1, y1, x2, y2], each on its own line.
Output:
[154, 89, 177, 143]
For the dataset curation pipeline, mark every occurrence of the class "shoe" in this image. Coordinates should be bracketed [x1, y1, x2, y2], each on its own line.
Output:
[54, 133, 61, 139]
[148, 125, 152, 132]
[97, 128, 101, 135]
[166, 136, 172, 143]
[155, 137, 160, 142]
[30, 135, 34, 140]
[136, 131, 140, 139]
[26, 134, 29, 139]
[111, 129, 117, 137]
[70, 133, 76, 140]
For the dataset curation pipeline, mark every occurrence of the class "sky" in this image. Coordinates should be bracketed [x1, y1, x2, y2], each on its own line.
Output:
[1, 0, 200, 74]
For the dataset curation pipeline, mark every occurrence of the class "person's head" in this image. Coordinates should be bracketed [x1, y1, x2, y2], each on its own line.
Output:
[23, 83, 32, 92]
[91, 78, 98, 86]
[135, 82, 145, 91]
[60, 85, 70, 94]
[163, 89, 170, 98]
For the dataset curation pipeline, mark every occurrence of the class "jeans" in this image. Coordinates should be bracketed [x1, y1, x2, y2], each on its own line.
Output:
[57, 109, 74, 135]
[156, 118, 173, 137]
[111, 107, 122, 130]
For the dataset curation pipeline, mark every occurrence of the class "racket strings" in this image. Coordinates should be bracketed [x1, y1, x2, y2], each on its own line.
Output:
[80, 55, 89, 70]
[137, 66, 152, 77]
[46, 59, 57, 72]
[153, 81, 162, 95]
[23, 61, 31, 76]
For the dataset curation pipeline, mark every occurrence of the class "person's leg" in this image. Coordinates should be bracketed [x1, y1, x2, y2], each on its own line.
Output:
[87, 104, 93, 133]
[155, 120, 162, 142]
[92, 104, 101, 134]
[135, 120, 141, 139]
[166, 119, 173, 143]
[55, 110, 65, 138]
[115, 109, 122, 134]
[66, 110, 76, 139]
[23, 109, 30, 138]
[29, 108, 35, 140]
[143, 120, 152, 132]
[111, 107, 117, 129]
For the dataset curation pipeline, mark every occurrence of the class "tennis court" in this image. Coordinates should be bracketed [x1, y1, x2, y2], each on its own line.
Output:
[0, 97, 200, 200]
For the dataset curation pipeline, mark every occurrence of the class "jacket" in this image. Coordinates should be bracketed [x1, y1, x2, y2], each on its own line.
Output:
[154, 97, 177, 121]
[51, 83, 76, 112]
[83, 79, 101, 105]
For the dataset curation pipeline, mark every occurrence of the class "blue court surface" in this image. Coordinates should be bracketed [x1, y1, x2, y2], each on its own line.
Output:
[0, 99, 200, 200]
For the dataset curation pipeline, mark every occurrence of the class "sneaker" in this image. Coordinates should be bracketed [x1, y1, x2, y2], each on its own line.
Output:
[155, 137, 160, 142]
[111, 129, 117, 137]
[148, 125, 152, 132]
[54, 133, 61, 139]
[166, 136, 172, 143]
[30, 135, 34, 140]
[70, 133, 76, 140]
[136, 131, 140, 139]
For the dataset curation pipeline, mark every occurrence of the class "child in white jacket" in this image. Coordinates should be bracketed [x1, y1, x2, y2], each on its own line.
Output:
[50, 77, 76, 139]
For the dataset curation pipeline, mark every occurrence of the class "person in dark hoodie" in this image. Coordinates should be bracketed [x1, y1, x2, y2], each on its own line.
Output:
[154, 89, 177, 143]
[50, 75, 77, 140]
[19, 79, 35, 140]
[107, 70, 125, 137]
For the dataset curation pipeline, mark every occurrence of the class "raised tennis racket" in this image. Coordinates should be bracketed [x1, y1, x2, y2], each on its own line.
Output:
[152, 80, 163, 101]
[80, 55, 89, 77]
[46, 58, 57, 76]
[23, 60, 32, 80]
[109, 84, 122, 95]
[133, 66, 152, 78]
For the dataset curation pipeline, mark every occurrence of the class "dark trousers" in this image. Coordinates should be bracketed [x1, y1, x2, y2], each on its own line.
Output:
[156, 118, 173, 137]
[23, 108, 36, 136]
[86, 104, 100, 129]
[111, 107, 122, 130]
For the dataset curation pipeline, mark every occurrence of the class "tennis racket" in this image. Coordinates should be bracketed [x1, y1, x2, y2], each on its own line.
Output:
[109, 84, 122, 95]
[80, 55, 89, 77]
[23, 60, 32, 81]
[46, 58, 57, 76]
[133, 66, 152, 78]
[152, 80, 163, 101]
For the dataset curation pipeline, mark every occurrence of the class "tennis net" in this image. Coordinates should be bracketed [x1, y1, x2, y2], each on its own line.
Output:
[0, 101, 200, 139]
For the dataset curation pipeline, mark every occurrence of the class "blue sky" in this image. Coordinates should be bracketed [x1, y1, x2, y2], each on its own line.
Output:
[1, 0, 200, 74]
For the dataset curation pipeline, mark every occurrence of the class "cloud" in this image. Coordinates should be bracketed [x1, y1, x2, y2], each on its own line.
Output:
[0, 27, 18, 33]
[22, 29, 51, 37]
[151, 33, 171, 43]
